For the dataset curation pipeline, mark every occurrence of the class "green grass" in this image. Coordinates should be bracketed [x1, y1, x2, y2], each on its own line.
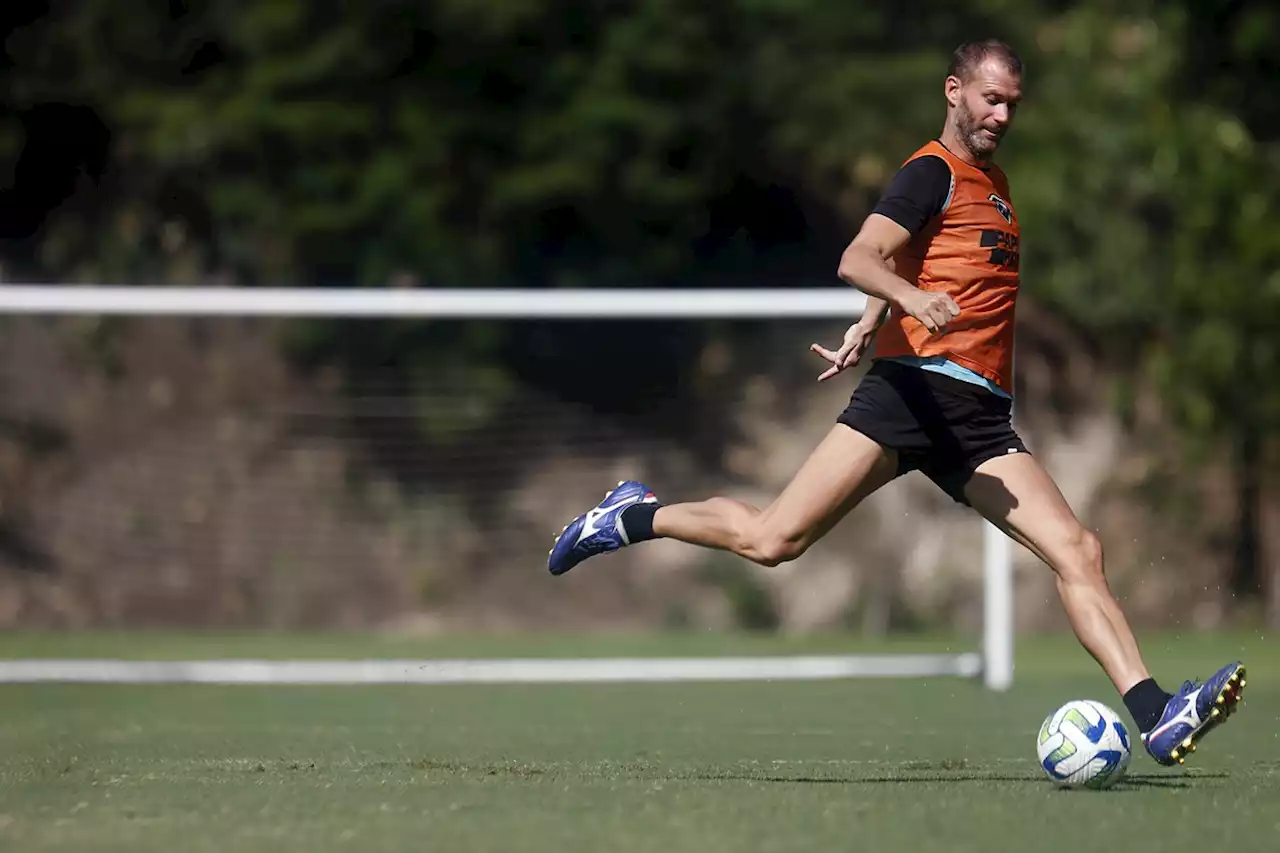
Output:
[0, 631, 1275, 853]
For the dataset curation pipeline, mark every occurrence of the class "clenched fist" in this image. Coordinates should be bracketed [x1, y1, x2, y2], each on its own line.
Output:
[900, 289, 960, 334]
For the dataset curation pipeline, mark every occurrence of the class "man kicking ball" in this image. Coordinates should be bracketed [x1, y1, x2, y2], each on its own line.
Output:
[547, 38, 1245, 767]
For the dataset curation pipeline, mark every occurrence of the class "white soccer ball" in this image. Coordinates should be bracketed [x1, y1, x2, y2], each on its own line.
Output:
[1036, 699, 1132, 789]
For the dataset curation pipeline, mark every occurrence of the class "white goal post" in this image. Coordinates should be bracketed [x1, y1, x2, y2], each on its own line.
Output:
[0, 285, 1014, 691]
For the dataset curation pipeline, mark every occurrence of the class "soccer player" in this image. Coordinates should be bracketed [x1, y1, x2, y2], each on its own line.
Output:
[546, 39, 1245, 766]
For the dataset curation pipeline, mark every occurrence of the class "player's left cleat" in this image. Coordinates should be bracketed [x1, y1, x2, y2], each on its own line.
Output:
[1141, 661, 1246, 766]
[547, 480, 658, 576]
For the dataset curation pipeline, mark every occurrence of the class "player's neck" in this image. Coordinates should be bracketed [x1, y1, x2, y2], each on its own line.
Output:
[937, 126, 990, 168]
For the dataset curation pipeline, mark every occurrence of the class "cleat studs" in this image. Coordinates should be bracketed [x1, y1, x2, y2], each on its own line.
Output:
[1240, 679, 1247, 688]
[1181, 737, 1194, 749]
[1177, 757, 1185, 765]
[1188, 744, 1197, 753]
[1170, 748, 1180, 761]
[1211, 707, 1222, 719]
[1217, 694, 1226, 705]
[617, 481, 624, 486]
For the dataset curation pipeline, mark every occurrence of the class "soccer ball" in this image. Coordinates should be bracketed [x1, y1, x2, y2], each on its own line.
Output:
[1036, 700, 1132, 789]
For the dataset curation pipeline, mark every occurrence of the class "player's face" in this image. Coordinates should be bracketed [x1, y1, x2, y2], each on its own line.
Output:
[951, 60, 1022, 158]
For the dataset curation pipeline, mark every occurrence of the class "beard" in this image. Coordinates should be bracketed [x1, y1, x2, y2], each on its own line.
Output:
[956, 100, 1003, 158]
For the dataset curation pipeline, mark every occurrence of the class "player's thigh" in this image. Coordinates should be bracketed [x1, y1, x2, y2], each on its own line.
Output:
[962, 451, 1096, 573]
[758, 424, 899, 549]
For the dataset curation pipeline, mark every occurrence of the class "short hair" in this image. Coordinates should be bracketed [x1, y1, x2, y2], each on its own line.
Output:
[948, 39, 1023, 81]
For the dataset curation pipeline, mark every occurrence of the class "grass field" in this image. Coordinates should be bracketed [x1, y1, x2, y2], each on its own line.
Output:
[0, 631, 1275, 853]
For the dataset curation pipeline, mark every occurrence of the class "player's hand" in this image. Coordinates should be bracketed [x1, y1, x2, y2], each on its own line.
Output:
[810, 321, 879, 382]
[901, 289, 960, 334]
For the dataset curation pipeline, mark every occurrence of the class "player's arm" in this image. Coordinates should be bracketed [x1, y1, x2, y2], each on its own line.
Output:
[836, 216, 914, 318]
[836, 155, 960, 333]
[810, 223, 906, 380]
[837, 214, 957, 333]
[812, 156, 959, 380]
[858, 291, 890, 332]
[809, 222, 909, 381]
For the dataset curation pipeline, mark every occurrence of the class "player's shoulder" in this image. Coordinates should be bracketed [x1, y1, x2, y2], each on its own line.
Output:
[901, 152, 953, 179]
[872, 148, 957, 235]
[902, 140, 955, 171]
[892, 144, 954, 189]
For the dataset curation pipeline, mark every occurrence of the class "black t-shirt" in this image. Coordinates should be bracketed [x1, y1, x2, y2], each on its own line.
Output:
[871, 154, 953, 236]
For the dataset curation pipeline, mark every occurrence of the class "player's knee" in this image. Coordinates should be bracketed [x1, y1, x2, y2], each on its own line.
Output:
[1060, 528, 1105, 583]
[746, 530, 809, 567]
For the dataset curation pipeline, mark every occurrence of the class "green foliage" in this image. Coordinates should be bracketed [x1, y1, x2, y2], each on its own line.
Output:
[999, 4, 1280, 467]
[4, 1, 1280, 578]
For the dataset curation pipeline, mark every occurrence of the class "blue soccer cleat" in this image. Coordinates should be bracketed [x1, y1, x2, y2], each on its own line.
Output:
[1141, 661, 1247, 766]
[548, 480, 658, 576]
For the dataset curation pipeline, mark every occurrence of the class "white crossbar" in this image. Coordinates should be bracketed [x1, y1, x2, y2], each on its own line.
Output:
[0, 285, 868, 319]
[0, 654, 982, 685]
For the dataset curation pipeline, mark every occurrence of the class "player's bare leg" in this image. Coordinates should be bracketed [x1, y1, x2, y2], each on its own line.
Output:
[963, 452, 1149, 692]
[547, 425, 896, 576]
[653, 425, 899, 566]
[964, 451, 1246, 766]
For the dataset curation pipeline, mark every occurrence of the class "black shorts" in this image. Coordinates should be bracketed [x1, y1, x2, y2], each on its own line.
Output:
[836, 360, 1028, 504]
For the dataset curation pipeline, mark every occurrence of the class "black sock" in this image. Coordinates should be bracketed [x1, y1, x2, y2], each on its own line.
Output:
[1123, 678, 1174, 733]
[619, 503, 662, 543]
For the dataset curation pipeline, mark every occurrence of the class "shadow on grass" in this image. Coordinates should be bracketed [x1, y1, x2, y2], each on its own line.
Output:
[1109, 772, 1229, 790]
[694, 772, 1036, 784]
[690, 771, 1228, 789]
[393, 757, 1228, 790]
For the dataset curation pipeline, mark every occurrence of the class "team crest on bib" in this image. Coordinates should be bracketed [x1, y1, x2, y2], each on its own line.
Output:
[988, 193, 1013, 224]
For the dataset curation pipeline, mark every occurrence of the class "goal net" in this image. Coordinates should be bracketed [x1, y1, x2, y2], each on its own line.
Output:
[0, 286, 1012, 689]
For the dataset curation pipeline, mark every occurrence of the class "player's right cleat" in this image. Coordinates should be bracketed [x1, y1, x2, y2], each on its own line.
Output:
[1141, 661, 1246, 766]
[547, 480, 658, 576]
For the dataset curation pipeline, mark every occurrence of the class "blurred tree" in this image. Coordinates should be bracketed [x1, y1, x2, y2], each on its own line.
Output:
[1173, 0, 1280, 606]
[997, 2, 1280, 607]
[0, 0, 1045, 286]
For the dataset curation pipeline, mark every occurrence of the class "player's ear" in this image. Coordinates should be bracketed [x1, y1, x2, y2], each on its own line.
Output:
[944, 74, 962, 108]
